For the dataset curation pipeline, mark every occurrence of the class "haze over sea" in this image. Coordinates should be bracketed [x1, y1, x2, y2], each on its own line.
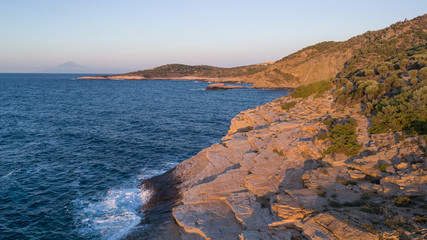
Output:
[0, 73, 286, 239]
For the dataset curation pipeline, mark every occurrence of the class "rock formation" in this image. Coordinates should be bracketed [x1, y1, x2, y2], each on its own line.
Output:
[119, 15, 427, 239]
[128, 93, 426, 240]
[205, 83, 251, 90]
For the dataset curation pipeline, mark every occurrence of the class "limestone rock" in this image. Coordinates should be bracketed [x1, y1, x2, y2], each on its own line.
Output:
[135, 94, 427, 240]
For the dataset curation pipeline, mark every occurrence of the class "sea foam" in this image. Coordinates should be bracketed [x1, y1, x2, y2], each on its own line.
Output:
[75, 186, 152, 240]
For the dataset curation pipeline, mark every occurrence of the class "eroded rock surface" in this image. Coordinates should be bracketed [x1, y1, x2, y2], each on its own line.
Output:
[133, 94, 426, 240]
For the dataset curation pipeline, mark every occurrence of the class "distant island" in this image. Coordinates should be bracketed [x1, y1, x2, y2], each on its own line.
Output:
[77, 62, 272, 83]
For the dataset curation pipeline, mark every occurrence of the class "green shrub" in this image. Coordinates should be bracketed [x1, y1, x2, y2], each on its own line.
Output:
[393, 196, 412, 207]
[399, 59, 409, 70]
[364, 69, 375, 77]
[420, 67, 427, 79]
[281, 101, 297, 111]
[360, 223, 379, 234]
[323, 117, 335, 126]
[369, 86, 427, 134]
[409, 78, 418, 85]
[413, 215, 427, 223]
[273, 148, 285, 157]
[408, 69, 418, 78]
[377, 65, 389, 75]
[336, 176, 357, 185]
[376, 163, 390, 172]
[361, 202, 382, 215]
[325, 119, 362, 156]
[291, 79, 332, 98]
[392, 79, 406, 88]
[317, 132, 328, 140]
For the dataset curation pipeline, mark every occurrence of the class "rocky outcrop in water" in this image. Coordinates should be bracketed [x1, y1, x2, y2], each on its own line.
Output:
[205, 83, 251, 90]
[130, 93, 426, 240]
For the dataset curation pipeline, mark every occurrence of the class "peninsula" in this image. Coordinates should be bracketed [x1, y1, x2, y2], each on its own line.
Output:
[122, 15, 427, 239]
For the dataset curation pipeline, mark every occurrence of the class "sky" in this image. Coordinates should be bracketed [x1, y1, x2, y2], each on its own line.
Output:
[0, 0, 426, 73]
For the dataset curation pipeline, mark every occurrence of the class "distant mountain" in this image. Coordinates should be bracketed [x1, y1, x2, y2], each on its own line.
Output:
[56, 62, 86, 71]
[48, 61, 87, 73]
[40, 61, 91, 73]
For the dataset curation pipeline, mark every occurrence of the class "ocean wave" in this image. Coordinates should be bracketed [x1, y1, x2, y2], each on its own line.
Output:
[1, 169, 19, 179]
[74, 186, 152, 240]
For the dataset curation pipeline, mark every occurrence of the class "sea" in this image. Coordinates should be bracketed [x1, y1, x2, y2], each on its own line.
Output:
[0, 73, 287, 240]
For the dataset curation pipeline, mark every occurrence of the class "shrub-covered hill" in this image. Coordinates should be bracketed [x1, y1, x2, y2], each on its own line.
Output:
[333, 44, 427, 135]
[114, 62, 271, 79]
[241, 14, 427, 88]
[286, 43, 426, 137]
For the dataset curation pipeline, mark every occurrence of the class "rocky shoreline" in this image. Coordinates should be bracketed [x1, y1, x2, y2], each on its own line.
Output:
[205, 83, 251, 90]
[126, 93, 427, 239]
[76, 75, 231, 82]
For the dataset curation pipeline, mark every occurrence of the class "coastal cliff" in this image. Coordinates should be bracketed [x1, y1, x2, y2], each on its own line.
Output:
[130, 92, 426, 239]
[122, 15, 427, 239]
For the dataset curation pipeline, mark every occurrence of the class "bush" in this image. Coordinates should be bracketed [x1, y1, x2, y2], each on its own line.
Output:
[420, 67, 427, 79]
[377, 65, 389, 75]
[376, 163, 390, 172]
[273, 148, 285, 157]
[291, 79, 332, 98]
[281, 101, 297, 111]
[360, 223, 379, 234]
[323, 117, 335, 126]
[336, 176, 357, 185]
[317, 132, 328, 140]
[399, 58, 409, 70]
[408, 69, 418, 78]
[409, 78, 418, 85]
[364, 69, 375, 77]
[369, 86, 427, 134]
[325, 119, 362, 156]
[393, 196, 412, 207]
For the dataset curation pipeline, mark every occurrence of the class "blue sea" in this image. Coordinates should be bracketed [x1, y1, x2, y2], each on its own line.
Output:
[0, 73, 287, 239]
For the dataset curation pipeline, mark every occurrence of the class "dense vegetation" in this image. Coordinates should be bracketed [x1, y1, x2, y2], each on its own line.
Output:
[280, 101, 297, 111]
[333, 45, 427, 135]
[323, 117, 362, 156]
[124, 63, 271, 79]
[290, 79, 333, 98]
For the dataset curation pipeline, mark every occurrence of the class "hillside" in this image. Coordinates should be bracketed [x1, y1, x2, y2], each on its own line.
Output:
[79, 15, 426, 89]
[125, 63, 271, 79]
[242, 14, 427, 87]
[77, 63, 271, 80]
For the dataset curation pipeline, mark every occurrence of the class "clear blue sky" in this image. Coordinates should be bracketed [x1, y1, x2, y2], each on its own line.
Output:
[0, 0, 426, 73]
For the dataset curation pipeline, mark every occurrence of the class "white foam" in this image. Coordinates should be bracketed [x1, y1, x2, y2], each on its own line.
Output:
[75, 186, 152, 240]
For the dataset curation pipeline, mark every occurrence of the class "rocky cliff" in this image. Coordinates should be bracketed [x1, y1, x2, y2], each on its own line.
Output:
[120, 15, 427, 239]
[128, 92, 426, 240]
